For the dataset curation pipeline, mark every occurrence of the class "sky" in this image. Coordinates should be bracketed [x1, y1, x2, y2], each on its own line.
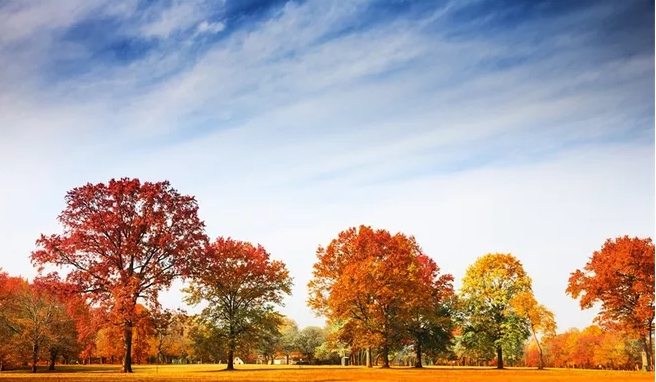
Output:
[0, 0, 654, 331]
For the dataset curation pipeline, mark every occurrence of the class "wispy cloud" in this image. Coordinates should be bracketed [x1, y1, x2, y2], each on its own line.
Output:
[0, 0, 653, 329]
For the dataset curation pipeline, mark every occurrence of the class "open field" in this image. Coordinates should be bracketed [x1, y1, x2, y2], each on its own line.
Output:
[0, 365, 653, 382]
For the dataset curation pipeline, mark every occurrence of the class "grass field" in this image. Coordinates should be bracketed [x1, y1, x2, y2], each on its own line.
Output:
[0, 365, 653, 382]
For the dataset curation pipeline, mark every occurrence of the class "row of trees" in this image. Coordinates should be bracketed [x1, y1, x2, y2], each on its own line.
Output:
[523, 325, 647, 370]
[0, 178, 653, 372]
[0, 275, 648, 372]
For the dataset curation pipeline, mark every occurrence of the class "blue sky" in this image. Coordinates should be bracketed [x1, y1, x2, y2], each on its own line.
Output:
[0, 0, 654, 331]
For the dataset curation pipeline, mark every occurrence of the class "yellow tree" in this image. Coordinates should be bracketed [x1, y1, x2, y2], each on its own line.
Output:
[459, 253, 532, 369]
[511, 292, 556, 369]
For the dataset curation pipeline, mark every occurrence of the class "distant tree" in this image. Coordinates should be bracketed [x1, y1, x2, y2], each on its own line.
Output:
[407, 304, 454, 367]
[511, 292, 556, 369]
[279, 319, 299, 364]
[151, 308, 189, 364]
[188, 317, 225, 363]
[567, 236, 655, 371]
[0, 270, 24, 371]
[257, 319, 282, 365]
[402, 254, 454, 368]
[297, 326, 325, 364]
[459, 253, 532, 369]
[96, 325, 124, 363]
[11, 282, 71, 373]
[184, 237, 292, 370]
[31, 178, 207, 372]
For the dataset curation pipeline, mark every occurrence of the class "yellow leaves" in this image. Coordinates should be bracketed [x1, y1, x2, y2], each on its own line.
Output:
[460, 253, 532, 309]
[510, 291, 556, 337]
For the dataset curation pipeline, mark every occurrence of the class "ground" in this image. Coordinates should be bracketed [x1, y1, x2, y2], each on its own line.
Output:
[0, 365, 653, 382]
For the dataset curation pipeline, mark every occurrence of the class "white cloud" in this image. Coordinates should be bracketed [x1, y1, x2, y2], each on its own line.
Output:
[196, 20, 225, 35]
[140, 2, 203, 38]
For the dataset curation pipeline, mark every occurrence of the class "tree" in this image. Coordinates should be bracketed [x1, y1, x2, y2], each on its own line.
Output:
[297, 326, 325, 364]
[308, 225, 452, 368]
[406, 305, 454, 367]
[151, 308, 189, 364]
[184, 237, 292, 370]
[459, 253, 532, 369]
[0, 270, 25, 371]
[402, 254, 454, 368]
[567, 236, 655, 371]
[279, 319, 300, 365]
[511, 291, 556, 369]
[257, 321, 282, 365]
[30, 178, 207, 372]
[188, 317, 226, 363]
[9, 281, 70, 373]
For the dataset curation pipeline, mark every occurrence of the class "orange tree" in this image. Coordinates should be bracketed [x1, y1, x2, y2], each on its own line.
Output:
[183, 237, 292, 370]
[458, 253, 532, 369]
[0, 271, 27, 371]
[510, 292, 556, 369]
[308, 225, 453, 368]
[31, 178, 207, 372]
[567, 236, 655, 370]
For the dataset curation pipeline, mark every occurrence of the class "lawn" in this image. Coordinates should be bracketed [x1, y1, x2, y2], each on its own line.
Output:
[0, 365, 653, 382]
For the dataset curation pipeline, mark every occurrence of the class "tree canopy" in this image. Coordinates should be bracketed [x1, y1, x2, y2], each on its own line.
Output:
[308, 225, 453, 368]
[184, 237, 292, 370]
[459, 253, 532, 369]
[30, 178, 207, 372]
[567, 236, 655, 371]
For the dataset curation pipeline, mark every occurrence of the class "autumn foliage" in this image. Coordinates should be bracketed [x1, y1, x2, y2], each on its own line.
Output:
[458, 253, 533, 369]
[308, 225, 454, 368]
[0, 177, 653, 374]
[183, 237, 292, 370]
[30, 178, 207, 372]
[567, 236, 655, 370]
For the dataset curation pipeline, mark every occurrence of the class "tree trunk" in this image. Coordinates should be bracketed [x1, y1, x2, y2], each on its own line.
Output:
[414, 340, 423, 368]
[532, 330, 544, 370]
[227, 322, 235, 371]
[49, 349, 57, 371]
[366, 347, 372, 368]
[227, 348, 234, 370]
[496, 345, 504, 369]
[381, 342, 390, 368]
[1, 361, 5, 371]
[31, 343, 38, 373]
[647, 323, 654, 371]
[122, 320, 133, 373]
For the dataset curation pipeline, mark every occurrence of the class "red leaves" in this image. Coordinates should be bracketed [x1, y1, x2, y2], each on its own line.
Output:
[567, 236, 655, 336]
[567, 236, 655, 370]
[29, 177, 207, 372]
[183, 237, 292, 369]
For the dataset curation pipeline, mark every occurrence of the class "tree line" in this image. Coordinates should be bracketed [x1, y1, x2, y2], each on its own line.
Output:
[0, 178, 653, 372]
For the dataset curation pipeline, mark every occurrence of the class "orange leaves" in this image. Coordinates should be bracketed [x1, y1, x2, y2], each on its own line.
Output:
[567, 236, 654, 333]
[567, 236, 654, 370]
[307, 225, 453, 366]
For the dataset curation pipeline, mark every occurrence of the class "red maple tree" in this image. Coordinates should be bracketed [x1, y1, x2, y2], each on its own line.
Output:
[184, 237, 292, 370]
[567, 236, 655, 370]
[30, 178, 207, 372]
